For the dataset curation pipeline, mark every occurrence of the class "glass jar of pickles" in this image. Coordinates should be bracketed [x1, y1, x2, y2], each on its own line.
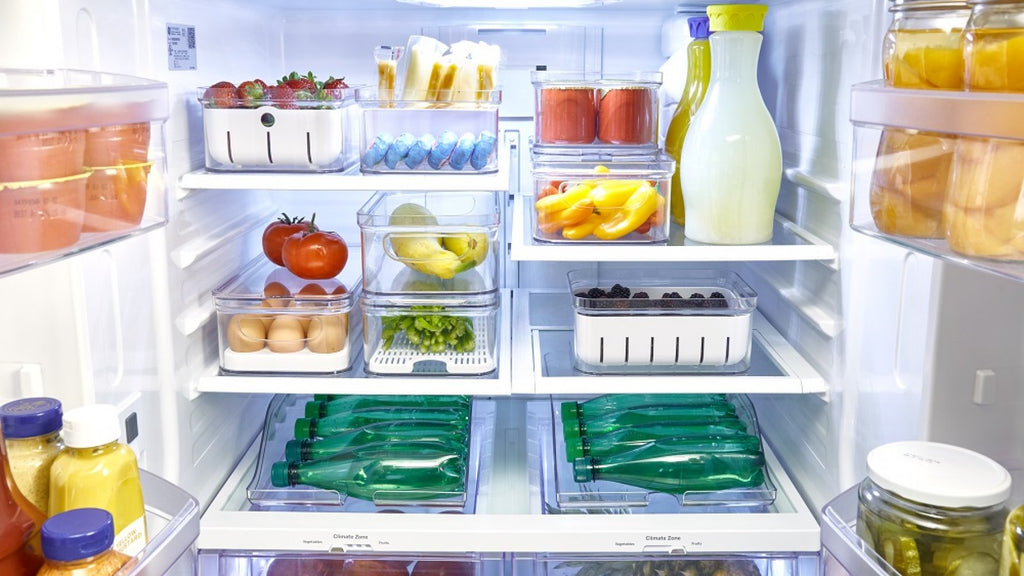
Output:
[945, 0, 1024, 260]
[871, 0, 969, 239]
[857, 441, 1011, 576]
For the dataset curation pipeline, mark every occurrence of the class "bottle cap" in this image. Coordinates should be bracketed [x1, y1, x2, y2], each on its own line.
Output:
[0, 397, 62, 438]
[560, 402, 581, 427]
[572, 457, 596, 483]
[270, 461, 292, 487]
[867, 441, 1011, 508]
[284, 439, 306, 462]
[706, 4, 768, 32]
[294, 418, 314, 440]
[62, 404, 120, 448]
[41, 508, 115, 562]
[564, 435, 585, 462]
[688, 16, 711, 39]
[304, 401, 324, 419]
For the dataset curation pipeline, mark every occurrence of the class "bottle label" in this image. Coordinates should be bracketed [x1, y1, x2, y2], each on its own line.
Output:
[114, 515, 148, 557]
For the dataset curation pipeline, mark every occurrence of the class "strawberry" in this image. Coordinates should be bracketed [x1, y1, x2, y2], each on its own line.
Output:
[203, 81, 237, 108]
[321, 77, 349, 100]
[280, 71, 317, 98]
[322, 77, 348, 90]
[266, 84, 298, 109]
[254, 78, 270, 93]
[237, 80, 264, 105]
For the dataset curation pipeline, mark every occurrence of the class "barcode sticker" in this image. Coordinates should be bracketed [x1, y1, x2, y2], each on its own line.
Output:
[167, 23, 197, 71]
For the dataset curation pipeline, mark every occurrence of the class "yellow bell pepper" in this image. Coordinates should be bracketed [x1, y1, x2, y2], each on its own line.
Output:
[562, 212, 603, 240]
[588, 179, 645, 210]
[535, 182, 593, 215]
[538, 198, 595, 235]
[593, 183, 660, 240]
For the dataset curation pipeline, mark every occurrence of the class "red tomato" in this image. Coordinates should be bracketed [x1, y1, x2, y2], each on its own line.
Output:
[282, 217, 349, 280]
[263, 213, 312, 267]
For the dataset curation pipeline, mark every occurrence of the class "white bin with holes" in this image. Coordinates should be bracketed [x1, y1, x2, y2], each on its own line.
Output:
[568, 268, 757, 374]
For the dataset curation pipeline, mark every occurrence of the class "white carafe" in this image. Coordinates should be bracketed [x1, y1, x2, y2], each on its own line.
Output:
[679, 4, 782, 245]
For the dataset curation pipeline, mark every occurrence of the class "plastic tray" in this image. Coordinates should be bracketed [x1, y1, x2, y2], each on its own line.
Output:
[246, 394, 491, 513]
[568, 268, 757, 374]
[198, 86, 359, 172]
[539, 395, 776, 514]
[213, 257, 362, 375]
[357, 88, 501, 174]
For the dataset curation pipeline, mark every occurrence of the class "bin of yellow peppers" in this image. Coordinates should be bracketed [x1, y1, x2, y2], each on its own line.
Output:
[531, 155, 674, 243]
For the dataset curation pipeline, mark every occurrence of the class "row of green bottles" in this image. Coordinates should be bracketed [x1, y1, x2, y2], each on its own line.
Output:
[286, 420, 469, 462]
[562, 402, 738, 444]
[271, 440, 467, 501]
[304, 395, 471, 419]
[296, 406, 470, 439]
[565, 421, 752, 462]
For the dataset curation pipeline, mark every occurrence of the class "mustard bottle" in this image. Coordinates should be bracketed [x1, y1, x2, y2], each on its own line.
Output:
[48, 405, 147, 557]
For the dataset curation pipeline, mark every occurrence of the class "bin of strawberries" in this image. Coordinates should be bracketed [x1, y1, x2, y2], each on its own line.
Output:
[198, 71, 358, 172]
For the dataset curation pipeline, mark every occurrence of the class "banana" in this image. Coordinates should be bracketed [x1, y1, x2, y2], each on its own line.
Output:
[442, 232, 489, 269]
[388, 203, 475, 280]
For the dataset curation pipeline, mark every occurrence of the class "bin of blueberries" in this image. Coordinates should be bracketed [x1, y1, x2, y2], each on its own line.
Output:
[357, 88, 501, 174]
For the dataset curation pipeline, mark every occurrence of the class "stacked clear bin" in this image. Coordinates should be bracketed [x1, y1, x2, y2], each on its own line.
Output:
[212, 257, 362, 375]
[356, 87, 502, 174]
[357, 191, 501, 376]
[0, 68, 168, 273]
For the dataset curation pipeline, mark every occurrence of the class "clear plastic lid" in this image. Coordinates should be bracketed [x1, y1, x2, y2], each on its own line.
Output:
[530, 70, 663, 89]
[866, 441, 1012, 508]
[213, 257, 360, 313]
[41, 508, 116, 562]
[0, 397, 62, 438]
[531, 153, 675, 179]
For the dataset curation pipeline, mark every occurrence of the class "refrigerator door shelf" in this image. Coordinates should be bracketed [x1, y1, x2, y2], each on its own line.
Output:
[510, 193, 836, 263]
[126, 469, 202, 576]
[198, 417, 819, 554]
[177, 131, 512, 195]
[819, 484, 896, 576]
[513, 291, 828, 396]
[195, 290, 512, 396]
[850, 81, 1024, 283]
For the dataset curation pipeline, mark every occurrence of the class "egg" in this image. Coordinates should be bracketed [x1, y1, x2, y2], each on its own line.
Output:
[263, 281, 293, 308]
[307, 314, 348, 354]
[226, 314, 266, 353]
[267, 316, 307, 353]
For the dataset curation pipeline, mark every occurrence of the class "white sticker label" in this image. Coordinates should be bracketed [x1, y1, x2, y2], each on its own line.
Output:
[114, 515, 148, 557]
[167, 23, 196, 71]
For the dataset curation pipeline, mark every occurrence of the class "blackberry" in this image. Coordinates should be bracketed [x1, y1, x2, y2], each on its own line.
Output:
[709, 291, 728, 308]
[574, 291, 589, 299]
[607, 283, 631, 298]
[710, 291, 726, 299]
[661, 292, 675, 299]
[586, 287, 606, 299]
[689, 292, 705, 299]
[632, 291, 649, 299]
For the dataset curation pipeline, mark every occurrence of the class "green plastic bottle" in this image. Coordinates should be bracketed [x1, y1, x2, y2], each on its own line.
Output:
[563, 404, 740, 445]
[664, 15, 712, 227]
[565, 422, 755, 462]
[285, 420, 470, 462]
[270, 442, 466, 501]
[560, 394, 729, 426]
[572, 436, 765, 494]
[295, 407, 469, 440]
[304, 395, 471, 419]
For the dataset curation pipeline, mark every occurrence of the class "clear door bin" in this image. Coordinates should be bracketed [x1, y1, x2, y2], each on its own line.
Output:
[515, 552, 816, 576]
[212, 257, 362, 375]
[245, 394, 491, 513]
[357, 191, 501, 297]
[531, 154, 673, 244]
[532, 71, 662, 153]
[199, 551, 504, 576]
[361, 293, 499, 376]
[198, 85, 358, 172]
[128, 469, 201, 576]
[0, 68, 168, 274]
[537, 395, 776, 514]
[821, 485, 900, 576]
[568, 268, 757, 374]
[357, 88, 501, 174]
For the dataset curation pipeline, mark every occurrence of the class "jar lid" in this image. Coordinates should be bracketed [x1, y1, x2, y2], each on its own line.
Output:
[0, 397, 62, 438]
[706, 4, 768, 32]
[867, 441, 1012, 508]
[62, 404, 120, 448]
[41, 508, 115, 562]
[688, 16, 711, 39]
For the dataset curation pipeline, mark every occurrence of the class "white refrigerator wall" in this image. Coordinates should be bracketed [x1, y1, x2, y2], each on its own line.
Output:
[1, 0, 1023, 534]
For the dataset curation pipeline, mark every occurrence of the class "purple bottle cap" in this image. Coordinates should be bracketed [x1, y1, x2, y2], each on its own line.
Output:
[689, 16, 711, 39]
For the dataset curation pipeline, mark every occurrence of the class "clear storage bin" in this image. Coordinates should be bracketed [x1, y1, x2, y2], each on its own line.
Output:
[200, 551, 504, 576]
[198, 85, 359, 172]
[357, 191, 501, 297]
[357, 88, 501, 174]
[538, 395, 775, 514]
[0, 68, 168, 268]
[212, 258, 361, 375]
[532, 71, 662, 152]
[361, 293, 499, 376]
[245, 394, 491, 513]
[516, 552, 815, 576]
[531, 155, 672, 244]
[567, 268, 757, 374]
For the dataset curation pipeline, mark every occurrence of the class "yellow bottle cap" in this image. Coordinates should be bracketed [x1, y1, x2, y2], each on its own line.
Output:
[707, 4, 768, 32]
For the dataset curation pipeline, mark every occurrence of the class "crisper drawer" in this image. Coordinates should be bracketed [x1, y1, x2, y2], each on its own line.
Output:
[199, 551, 506, 576]
[199, 396, 819, 555]
[513, 553, 818, 576]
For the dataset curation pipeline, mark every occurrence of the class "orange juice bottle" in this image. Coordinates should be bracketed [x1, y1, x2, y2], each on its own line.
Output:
[870, 0, 969, 239]
[946, 3, 1024, 260]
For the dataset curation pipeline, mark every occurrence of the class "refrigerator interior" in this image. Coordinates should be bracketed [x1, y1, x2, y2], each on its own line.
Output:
[1, 0, 1024, 574]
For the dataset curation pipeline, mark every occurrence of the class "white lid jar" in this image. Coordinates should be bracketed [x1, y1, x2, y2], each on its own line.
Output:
[856, 441, 1010, 576]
